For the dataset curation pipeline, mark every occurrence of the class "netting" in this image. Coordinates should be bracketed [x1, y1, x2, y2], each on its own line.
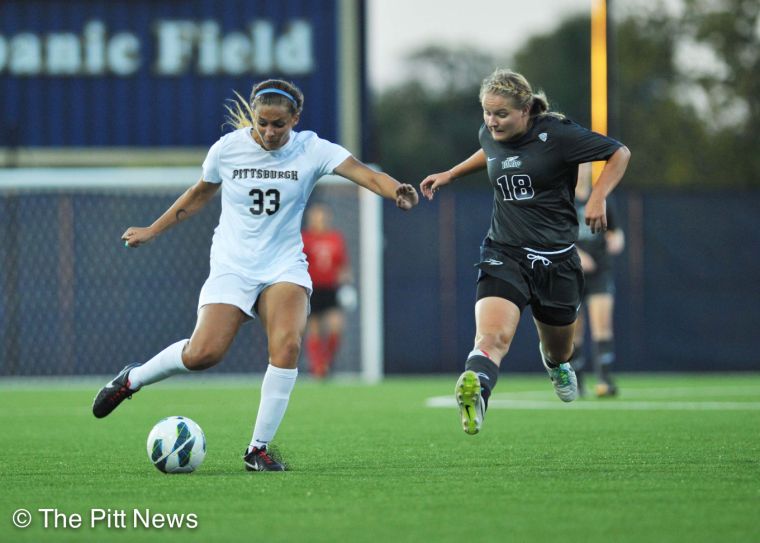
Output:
[0, 168, 369, 377]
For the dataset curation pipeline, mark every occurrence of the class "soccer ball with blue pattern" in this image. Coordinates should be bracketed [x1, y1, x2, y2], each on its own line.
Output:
[146, 416, 206, 473]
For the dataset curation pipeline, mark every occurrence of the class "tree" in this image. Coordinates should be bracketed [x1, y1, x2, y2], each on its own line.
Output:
[680, 0, 760, 184]
[614, 11, 714, 188]
[371, 4, 760, 189]
[513, 15, 591, 126]
[370, 47, 499, 186]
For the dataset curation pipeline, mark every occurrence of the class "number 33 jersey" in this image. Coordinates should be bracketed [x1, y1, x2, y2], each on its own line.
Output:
[479, 115, 622, 250]
[202, 128, 351, 277]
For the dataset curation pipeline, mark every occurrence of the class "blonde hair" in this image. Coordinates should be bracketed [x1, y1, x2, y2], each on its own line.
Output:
[479, 69, 561, 118]
[224, 79, 305, 130]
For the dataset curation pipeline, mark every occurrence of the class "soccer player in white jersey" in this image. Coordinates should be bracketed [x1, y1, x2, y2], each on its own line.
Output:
[92, 79, 419, 471]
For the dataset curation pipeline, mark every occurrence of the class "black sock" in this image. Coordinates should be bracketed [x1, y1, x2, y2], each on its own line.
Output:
[465, 354, 499, 409]
[593, 339, 615, 381]
[540, 343, 573, 368]
[572, 351, 587, 372]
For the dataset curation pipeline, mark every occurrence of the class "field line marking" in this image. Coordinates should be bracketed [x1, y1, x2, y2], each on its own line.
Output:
[482, 385, 760, 400]
[425, 396, 760, 411]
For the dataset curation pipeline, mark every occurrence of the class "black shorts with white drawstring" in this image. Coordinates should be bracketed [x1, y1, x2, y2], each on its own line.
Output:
[475, 237, 584, 326]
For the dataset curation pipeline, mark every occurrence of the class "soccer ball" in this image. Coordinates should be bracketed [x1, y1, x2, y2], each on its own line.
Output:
[146, 416, 206, 473]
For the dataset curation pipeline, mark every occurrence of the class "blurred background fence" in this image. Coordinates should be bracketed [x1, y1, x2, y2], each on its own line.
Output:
[2, 174, 757, 376]
[382, 188, 760, 374]
[0, 170, 364, 376]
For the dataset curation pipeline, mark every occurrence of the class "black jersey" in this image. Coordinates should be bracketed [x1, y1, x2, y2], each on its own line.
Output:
[479, 115, 622, 250]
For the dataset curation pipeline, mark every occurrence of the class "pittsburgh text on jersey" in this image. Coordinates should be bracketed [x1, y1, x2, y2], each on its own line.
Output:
[232, 168, 299, 180]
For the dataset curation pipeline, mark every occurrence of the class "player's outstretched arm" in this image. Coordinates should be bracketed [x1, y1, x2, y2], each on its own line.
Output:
[420, 149, 487, 200]
[122, 179, 220, 248]
[334, 156, 419, 211]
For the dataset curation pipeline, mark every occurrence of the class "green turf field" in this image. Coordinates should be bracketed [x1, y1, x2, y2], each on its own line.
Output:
[1, 374, 759, 543]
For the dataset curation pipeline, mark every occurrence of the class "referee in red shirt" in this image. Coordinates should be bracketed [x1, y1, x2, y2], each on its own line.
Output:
[302, 203, 352, 378]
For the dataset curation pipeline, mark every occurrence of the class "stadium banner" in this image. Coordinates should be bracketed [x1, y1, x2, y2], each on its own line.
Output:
[0, 0, 362, 158]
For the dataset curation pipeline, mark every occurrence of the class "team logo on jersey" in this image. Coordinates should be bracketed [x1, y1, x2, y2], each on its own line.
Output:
[538, 132, 548, 142]
[501, 156, 522, 169]
[483, 258, 503, 266]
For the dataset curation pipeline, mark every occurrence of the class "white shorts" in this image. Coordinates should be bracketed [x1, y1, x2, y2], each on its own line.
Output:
[197, 260, 312, 318]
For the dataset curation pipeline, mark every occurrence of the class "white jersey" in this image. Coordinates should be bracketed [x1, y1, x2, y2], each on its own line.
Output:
[202, 128, 351, 278]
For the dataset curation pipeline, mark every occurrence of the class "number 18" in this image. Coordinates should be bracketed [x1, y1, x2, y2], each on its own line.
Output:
[496, 174, 534, 201]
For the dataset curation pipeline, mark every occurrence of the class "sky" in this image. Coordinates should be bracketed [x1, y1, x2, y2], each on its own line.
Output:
[367, 0, 588, 89]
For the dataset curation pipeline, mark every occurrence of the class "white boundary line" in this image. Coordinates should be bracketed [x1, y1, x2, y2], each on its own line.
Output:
[426, 397, 760, 411]
[478, 386, 760, 400]
[427, 385, 760, 411]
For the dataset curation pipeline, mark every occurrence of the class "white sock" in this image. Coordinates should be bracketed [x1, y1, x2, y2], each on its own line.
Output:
[127, 340, 190, 389]
[249, 364, 298, 450]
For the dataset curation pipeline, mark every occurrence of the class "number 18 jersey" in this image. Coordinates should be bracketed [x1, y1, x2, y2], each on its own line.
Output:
[479, 115, 622, 250]
[202, 128, 351, 278]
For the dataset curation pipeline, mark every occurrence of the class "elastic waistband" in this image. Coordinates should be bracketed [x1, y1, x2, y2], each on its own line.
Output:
[482, 239, 576, 270]
[522, 244, 576, 256]
[486, 239, 575, 260]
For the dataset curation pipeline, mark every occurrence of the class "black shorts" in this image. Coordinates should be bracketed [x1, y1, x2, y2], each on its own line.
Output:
[310, 288, 338, 315]
[583, 268, 615, 297]
[475, 238, 584, 326]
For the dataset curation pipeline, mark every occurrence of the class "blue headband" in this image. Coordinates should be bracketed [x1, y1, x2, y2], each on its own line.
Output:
[254, 88, 297, 105]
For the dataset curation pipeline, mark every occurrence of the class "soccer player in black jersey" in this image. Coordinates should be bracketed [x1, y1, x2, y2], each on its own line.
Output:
[420, 69, 631, 435]
[573, 163, 625, 397]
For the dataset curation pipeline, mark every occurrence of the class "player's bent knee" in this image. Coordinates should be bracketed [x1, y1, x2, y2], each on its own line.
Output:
[475, 332, 512, 358]
[270, 337, 302, 366]
[183, 346, 225, 371]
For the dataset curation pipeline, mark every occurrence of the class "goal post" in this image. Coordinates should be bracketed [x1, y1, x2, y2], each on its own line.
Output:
[0, 167, 383, 382]
[359, 185, 383, 384]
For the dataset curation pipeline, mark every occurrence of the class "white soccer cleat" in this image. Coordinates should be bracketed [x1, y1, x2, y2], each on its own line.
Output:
[539, 343, 578, 402]
[455, 370, 485, 435]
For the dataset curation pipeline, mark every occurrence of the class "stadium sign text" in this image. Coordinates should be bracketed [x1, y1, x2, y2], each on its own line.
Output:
[0, 19, 314, 77]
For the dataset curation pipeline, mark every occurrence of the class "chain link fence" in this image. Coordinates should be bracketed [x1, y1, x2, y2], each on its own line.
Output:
[0, 169, 362, 376]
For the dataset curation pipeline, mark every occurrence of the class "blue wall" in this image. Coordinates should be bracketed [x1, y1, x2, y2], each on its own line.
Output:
[1, 187, 758, 375]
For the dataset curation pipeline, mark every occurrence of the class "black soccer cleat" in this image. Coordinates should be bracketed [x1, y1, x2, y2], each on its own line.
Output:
[243, 446, 285, 472]
[92, 363, 141, 418]
[576, 370, 587, 398]
[595, 379, 619, 398]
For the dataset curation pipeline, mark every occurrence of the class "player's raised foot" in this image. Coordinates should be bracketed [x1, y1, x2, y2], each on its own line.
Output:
[595, 380, 618, 398]
[455, 370, 485, 435]
[539, 343, 578, 402]
[243, 446, 285, 472]
[92, 363, 141, 418]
